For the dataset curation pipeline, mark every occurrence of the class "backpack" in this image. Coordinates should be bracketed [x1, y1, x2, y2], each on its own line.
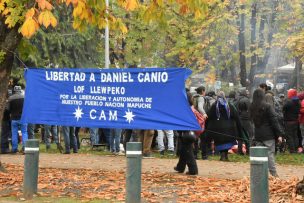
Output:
[191, 106, 205, 136]
[193, 95, 211, 113]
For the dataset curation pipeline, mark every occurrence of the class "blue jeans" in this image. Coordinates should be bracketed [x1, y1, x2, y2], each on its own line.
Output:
[110, 129, 122, 152]
[62, 126, 78, 153]
[103, 128, 111, 150]
[11, 120, 28, 152]
[89, 128, 99, 145]
[44, 125, 59, 147]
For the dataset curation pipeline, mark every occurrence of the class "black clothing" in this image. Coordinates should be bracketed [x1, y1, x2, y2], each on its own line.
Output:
[8, 92, 24, 120]
[283, 99, 300, 121]
[175, 131, 198, 175]
[285, 123, 299, 153]
[252, 103, 284, 141]
[206, 103, 242, 147]
[235, 95, 251, 120]
[0, 120, 11, 153]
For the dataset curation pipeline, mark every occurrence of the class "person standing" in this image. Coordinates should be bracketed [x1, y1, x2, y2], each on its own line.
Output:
[1, 91, 12, 154]
[250, 89, 284, 177]
[62, 126, 78, 154]
[235, 88, 253, 154]
[44, 125, 63, 152]
[157, 130, 175, 155]
[283, 89, 300, 153]
[174, 92, 198, 175]
[110, 128, 122, 154]
[8, 86, 28, 153]
[206, 91, 243, 161]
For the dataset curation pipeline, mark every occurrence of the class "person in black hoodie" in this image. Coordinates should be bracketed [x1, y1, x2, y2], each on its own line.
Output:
[250, 89, 284, 177]
[283, 89, 301, 153]
[235, 88, 252, 155]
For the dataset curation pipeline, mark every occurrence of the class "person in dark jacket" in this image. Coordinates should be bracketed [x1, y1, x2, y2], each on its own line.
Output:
[235, 88, 252, 155]
[250, 89, 284, 177]
[283, 89, 301, 153]
[8, 86, 28, 153]
[1, 90, 12, 154]
[174, 92, 198, 175]
[206, 91, 243, 161]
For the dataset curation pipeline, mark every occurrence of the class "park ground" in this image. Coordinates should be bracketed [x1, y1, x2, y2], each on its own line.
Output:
[1, 150, 304, 202]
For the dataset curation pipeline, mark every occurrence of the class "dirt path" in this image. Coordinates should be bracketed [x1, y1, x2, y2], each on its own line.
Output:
[1, 153, 303, 180]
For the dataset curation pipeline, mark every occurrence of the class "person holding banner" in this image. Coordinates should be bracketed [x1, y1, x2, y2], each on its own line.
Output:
[62, 126, 78, 154]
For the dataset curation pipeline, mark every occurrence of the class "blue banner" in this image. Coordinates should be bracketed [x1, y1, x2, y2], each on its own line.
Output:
[21, 68, 199, 130]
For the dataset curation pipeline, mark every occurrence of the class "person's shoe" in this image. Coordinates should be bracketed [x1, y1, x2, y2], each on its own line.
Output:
[159, 150, 165, 156]
[174, 167, 184, 173]
[73, 150, 78, 153]
[63, 151, 70, 154]
[143, 153, 154, 159]
[0, 149, 10, 154]
[46, 146, 50, 151]
[11, 150, 18, 154]
[202, 156, 208, 160]
[168, 150, 175, 156]
[270, 172, 279, 178]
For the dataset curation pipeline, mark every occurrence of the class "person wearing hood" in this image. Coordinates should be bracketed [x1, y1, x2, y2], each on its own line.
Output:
[283, 89, 300, 153]
[235, 88, 252, 155]
[205, 91, 243, 161]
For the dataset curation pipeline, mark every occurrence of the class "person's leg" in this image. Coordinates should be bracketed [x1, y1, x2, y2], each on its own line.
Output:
[109, 129, 115, 152]
[285, 123, 297, 153]
[11, 120, 19, 152]
[19, 121, 28, 150]
[62, 126, 70, 153]
[114, 129, 122, 152]
[75, 127, 81, 149]
[185, 143, 198, 175]
[143, 130, 154, 155]
[165, 130, 175, 152]
[157, 130, 165, 153]
[44, 125, 51, 149]
[263, 139, 278, 177]
[1, 120, 10, 153]
[200, 132, 208, 159]
[89, 128, 99, 145]
[103, 128, 111, 151]
[175, 141, 186, 173]
[123, 129, 132, 152]
[69, 127, 78, 153]
[301, 124, 304, 149]
[27, 124, 35, 139]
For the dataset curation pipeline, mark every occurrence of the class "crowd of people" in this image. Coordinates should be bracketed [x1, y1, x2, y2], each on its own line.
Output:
[1, 78, 304, 177]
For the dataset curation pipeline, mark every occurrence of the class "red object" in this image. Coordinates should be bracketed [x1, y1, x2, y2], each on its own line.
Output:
[287, 89, 297, 99]
[298, 92, 304, 100]
[191, 106, 206, 136]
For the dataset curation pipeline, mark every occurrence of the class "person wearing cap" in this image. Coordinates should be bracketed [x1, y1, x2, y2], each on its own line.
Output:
[283, 89, 300, 153]
[8, 86, 28, 153]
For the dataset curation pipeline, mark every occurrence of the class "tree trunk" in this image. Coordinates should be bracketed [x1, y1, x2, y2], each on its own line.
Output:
[249, 3, 257, 84]
[256, 13, 266, 71]
[237, 4, 247, 87]
[0, 18, 22, 125]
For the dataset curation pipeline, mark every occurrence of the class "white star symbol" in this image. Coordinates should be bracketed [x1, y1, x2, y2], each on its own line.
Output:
[123, 109, 135, 123]
[73, 106, 84, 121]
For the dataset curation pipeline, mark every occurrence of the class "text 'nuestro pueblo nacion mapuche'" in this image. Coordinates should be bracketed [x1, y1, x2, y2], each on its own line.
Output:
[45, 71, 169, 122]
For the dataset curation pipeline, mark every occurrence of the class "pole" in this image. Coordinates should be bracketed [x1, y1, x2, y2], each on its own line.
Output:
[105, 0, 110, 69]
[250, 146, 269, 203]
[126, 142, 142, 203]
[23, 139, 39, 200]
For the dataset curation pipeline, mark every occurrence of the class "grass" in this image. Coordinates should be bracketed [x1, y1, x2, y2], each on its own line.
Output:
[0, 197, 113, 203]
